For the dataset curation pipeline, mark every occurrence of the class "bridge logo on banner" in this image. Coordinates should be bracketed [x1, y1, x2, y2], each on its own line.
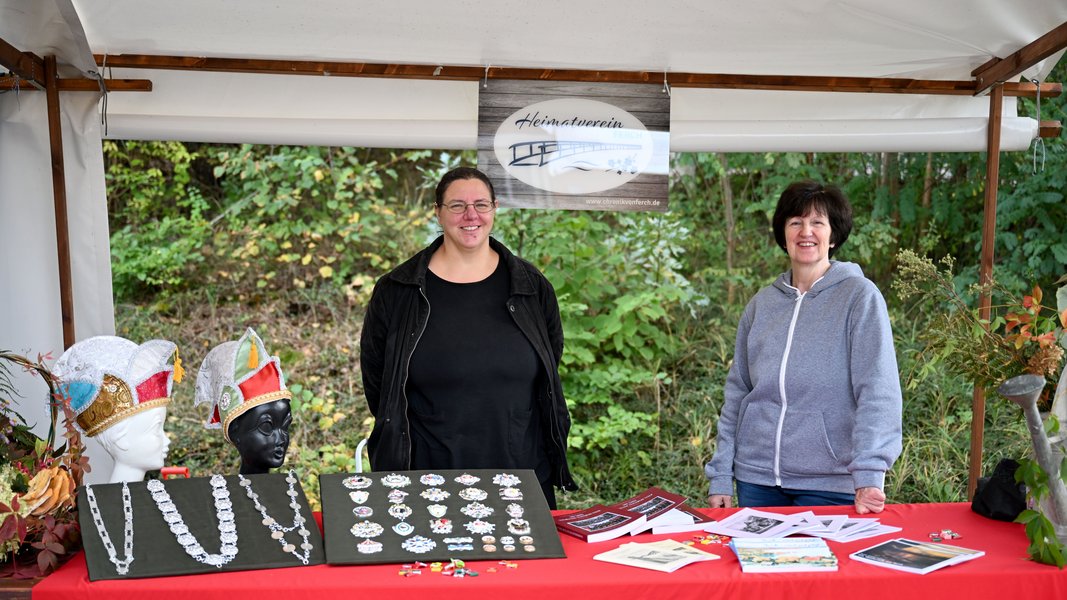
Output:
[478, 81, 669, 212]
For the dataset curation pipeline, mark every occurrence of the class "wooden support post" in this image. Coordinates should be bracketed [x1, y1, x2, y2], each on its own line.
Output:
[968, 83, 1004, 500]
[44, 56, 75, 349]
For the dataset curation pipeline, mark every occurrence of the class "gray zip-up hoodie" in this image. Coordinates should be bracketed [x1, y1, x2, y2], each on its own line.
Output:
[705, 261, 902, 497]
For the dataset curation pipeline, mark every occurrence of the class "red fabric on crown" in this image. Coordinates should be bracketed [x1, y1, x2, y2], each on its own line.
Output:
[238, 360, 282, 402]
[136, 371, 170, 403]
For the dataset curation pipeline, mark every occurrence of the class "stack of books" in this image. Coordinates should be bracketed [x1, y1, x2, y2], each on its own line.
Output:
[729, 537, 838, 572]
[554, 486, 712, 542]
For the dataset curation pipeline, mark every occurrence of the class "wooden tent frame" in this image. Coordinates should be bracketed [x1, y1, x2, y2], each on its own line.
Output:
[3, 21, 1067, 497]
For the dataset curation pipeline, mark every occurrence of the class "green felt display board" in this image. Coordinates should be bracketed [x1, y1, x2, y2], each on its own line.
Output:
[78, 473, 325, 580]
[320, 469, 565, 564]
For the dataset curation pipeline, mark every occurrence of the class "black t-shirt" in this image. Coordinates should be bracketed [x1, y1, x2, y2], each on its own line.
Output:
[406, 258, 550, 483]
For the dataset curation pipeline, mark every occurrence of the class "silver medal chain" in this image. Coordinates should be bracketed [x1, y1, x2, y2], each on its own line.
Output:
[146, 474, 238, 568]
[237, 469, 313, 565]
[85, 482, 134, 575]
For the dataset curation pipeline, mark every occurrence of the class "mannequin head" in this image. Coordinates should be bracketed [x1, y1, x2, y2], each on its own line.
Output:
[94, 406, 170, 483]
[226, 399, 291, 474]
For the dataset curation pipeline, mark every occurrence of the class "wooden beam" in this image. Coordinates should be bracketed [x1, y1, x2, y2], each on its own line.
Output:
[969, 83, 1005, 500]
[973, 21, 1067, 94]
[1039, 120, 1063, 138]
[44, 56, 76, 349]
[0, 35, 45, 90]
[0, 77, 152, 92]
[93, 53, 1061, 98]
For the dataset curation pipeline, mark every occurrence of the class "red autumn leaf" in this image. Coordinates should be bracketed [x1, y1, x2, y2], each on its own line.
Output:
[0, 514, 16, 540]
[36, 548, 57, 574]
[1032, 284, 1043, 307]
[1060, 307, 1067, 329]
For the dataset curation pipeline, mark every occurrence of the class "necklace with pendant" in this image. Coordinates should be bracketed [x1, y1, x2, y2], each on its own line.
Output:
[237, 470, 314, 564]
[147, 474, 238, 568]
[85, 482, 134, 575]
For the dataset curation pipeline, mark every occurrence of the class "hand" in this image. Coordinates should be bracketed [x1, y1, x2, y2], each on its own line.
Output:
[854, 486, 885, 514]
[707, 494, 733, 509]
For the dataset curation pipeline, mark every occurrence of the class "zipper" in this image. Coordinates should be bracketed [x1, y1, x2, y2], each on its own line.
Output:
[774, 290, 805, 486]
[399, 285, 431, 469]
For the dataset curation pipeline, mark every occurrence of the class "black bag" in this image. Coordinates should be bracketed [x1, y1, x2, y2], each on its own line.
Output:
[971, 458, 1026, 521]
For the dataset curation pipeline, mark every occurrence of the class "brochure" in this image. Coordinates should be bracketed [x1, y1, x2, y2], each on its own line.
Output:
[593, 539, 720, 572]
[729, 536, 839, 572]
[703, 508, 803, 538]
[849, 538, 984, 574]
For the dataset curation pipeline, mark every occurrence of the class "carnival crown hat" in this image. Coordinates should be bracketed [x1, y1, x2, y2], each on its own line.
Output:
[194, 327, 291, 443]
[53, 336, 182, 437]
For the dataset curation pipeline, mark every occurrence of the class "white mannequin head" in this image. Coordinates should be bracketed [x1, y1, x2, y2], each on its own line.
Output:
[94, 406, 171, 483]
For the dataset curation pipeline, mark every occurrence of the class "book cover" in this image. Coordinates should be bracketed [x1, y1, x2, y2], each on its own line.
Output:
[593, 539, 720, 572]
[849, 538, 984, 575]
[554, 504, 648, 543]
[651, 503, 715, 535]
[729, 537, 839, 572]
[609, 487, 689, 534]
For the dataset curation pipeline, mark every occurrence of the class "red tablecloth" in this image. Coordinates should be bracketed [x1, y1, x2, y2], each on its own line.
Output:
[32, 503, 1067, 600]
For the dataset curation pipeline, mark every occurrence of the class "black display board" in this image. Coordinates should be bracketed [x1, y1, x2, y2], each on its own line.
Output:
[321, 469, 565, 564]
[78, 473, 325, 580]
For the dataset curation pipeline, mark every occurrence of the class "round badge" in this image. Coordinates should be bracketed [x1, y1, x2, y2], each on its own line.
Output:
[519, 536, 534, 545]
[524, 544, 536, 552]
[350, 490, 369, 504]
[419, 473, 446, 486]
[388, 504, 413, 519]
[342, 475, 373, 489]
[421, 487, 450, 502]
[454, 473, 481, 486]
[401, 535, 437, 554]
[427, 504, 447, 518]
[483, 544, 497, 552]
[430, 518, 453, 534]
[458, 487, 488, 501]
[393, 521, 415, 536]
[503, 544, 516, 552]
[357, 539, 383, 554]
[352, 506, 373, 518]
[350, 521, 384, 538]
[492, 473, 522, 487]
[380, 473, 411, 488]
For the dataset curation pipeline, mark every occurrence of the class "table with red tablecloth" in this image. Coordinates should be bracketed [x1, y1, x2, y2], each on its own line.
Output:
[31, 503, 1067, 600]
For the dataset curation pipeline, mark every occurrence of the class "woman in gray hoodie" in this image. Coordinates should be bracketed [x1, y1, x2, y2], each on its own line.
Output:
[704, 181, 902, 514]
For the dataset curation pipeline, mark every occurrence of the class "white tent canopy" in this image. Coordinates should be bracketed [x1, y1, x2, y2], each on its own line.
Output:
[2, 1, 1066, 469]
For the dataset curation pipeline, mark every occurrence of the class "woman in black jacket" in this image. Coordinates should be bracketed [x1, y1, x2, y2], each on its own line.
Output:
[360, 166, 577, 507]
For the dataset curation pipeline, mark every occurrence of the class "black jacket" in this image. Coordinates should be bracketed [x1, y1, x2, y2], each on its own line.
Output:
[360, 236, 577, 492]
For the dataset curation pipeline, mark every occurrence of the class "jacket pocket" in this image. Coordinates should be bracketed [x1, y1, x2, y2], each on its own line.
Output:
[778, 411, 843, 476]
[734, 402, 778, 470]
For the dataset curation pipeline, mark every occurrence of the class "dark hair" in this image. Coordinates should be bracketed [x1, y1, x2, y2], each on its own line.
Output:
[772, 180, 853, 258]
[434, 167, 495, 206]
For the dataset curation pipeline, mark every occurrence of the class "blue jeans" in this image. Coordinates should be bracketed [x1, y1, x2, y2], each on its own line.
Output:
[736, 480, 855, 507]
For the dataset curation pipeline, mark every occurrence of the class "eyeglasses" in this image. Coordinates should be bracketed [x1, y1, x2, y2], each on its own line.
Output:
[440, 201, 496, 214]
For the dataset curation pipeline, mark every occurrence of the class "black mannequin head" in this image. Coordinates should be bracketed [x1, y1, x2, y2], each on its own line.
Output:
[227, 399, 292, 474]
